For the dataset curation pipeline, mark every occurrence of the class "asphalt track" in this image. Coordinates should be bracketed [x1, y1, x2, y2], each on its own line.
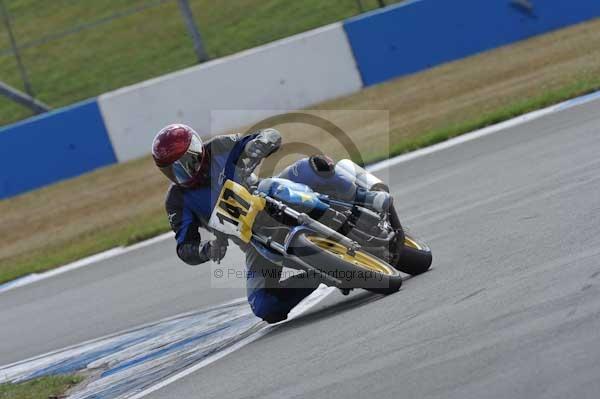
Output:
[2, 99, 600, 398]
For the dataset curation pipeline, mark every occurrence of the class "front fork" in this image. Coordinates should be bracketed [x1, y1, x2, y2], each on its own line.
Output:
[259, 194, 362, 254]
[388, 203, 403, 232]
[387, 203, 405, 267]
[250, 193, 363, 287]
[251, 233, 345, 287]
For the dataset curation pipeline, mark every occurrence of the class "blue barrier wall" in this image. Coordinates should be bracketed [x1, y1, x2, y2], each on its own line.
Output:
[0, 99, 117, 199]
[344, 0, 600, 86]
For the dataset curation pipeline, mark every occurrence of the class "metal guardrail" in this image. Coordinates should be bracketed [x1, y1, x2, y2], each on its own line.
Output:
[0, 0, 389, 118]
[0, 0, 205, 114]
[0, 80, 50, 114]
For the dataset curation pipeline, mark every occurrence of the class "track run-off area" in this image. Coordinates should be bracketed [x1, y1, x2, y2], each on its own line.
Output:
[2, 93, 600, 398]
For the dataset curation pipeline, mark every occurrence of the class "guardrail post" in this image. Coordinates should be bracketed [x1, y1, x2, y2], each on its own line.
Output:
[355, 0, 364, 12]
[177, 0, 209, 63]
[0, 81, 50, 114]
[0, 0, 35, 97]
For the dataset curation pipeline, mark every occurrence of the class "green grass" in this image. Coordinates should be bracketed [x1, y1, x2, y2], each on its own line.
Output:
[0, 0, 398, 126]
[0, 375, 83, 399]
[2, 78, 599, 285]
[0, 210, 168, 284]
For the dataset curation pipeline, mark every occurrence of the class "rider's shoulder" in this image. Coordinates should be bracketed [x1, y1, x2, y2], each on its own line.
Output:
[205, 133, 241, 154]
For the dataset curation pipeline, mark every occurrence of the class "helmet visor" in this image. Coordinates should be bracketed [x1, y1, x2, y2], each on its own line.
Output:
[159, 134, 204, 185]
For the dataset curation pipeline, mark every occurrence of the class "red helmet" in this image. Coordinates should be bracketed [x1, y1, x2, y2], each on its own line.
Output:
[152, 124, 209, 187]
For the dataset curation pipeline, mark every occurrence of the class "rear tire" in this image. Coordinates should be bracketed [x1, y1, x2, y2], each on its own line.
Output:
[289, 233, 402, 295]
[395, 234, 432, 275]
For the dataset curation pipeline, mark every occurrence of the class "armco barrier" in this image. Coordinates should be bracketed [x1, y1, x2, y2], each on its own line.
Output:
[98, 23, 362, 162]
[344, 0, 600, 86]
[0, 99, 116, 199]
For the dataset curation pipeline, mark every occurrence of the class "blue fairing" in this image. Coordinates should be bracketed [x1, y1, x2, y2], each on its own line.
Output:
[257, 178, 329, 214]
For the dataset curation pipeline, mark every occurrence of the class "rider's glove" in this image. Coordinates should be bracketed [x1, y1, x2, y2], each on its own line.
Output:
[206, 238, 228, 262]
[245, 128, 282, 159]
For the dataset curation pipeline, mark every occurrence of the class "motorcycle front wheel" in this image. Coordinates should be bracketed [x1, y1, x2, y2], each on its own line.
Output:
[289, 233, 403, 295]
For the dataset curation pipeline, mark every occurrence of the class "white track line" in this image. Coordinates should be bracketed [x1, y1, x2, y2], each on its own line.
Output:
[127, 285, 337, 399]
[0, 232, 173, 295]
[2, 90, 600, 295]
[0, 297, 249, 371]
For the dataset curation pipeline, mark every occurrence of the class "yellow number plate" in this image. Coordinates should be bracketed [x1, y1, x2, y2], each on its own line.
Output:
[207, 180, 266, 243]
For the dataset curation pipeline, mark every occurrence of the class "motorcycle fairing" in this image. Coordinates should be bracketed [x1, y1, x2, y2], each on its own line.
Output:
[208, 180, 265, 243]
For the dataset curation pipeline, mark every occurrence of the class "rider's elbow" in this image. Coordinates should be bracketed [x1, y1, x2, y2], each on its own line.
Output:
[176, 242, 206, 265]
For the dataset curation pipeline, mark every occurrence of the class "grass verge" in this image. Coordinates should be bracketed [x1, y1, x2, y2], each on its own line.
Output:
[0, 209, 168, 284]
[0, 375, 83, 399]
[382, 77, 600, 162]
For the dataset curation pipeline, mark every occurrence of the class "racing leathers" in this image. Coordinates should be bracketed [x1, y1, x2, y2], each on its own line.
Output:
[165, 129, 279, 265]
[165, 129, 322, 323]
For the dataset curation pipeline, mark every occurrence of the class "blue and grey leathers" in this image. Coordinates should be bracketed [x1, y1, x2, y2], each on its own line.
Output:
[165, 129, 323, 323]
[165, 130, 277, 264]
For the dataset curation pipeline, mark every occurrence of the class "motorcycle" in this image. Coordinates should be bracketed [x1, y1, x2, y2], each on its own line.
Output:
[207, 157, 432, 294]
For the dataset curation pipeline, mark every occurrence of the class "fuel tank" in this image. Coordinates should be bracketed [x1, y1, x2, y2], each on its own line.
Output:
[257, 178, 329, 214]
[277, 157, 389, 201]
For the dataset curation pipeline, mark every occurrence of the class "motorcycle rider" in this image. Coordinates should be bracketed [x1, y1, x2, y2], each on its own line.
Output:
[152, 124, 324, 323]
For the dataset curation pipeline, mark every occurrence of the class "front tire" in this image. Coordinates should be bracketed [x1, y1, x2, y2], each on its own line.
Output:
[289, 233, 402, 294]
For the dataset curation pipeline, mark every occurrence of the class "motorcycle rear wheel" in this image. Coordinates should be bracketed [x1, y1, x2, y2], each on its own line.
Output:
[395, 234, 433, 275]
[289, 233, 402, 294]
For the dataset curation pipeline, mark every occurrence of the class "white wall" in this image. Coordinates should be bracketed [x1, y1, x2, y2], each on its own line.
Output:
[98, 23, 363, 162]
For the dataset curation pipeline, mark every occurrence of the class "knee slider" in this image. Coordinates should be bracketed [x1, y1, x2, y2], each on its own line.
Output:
[262, 312, 288, 324]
